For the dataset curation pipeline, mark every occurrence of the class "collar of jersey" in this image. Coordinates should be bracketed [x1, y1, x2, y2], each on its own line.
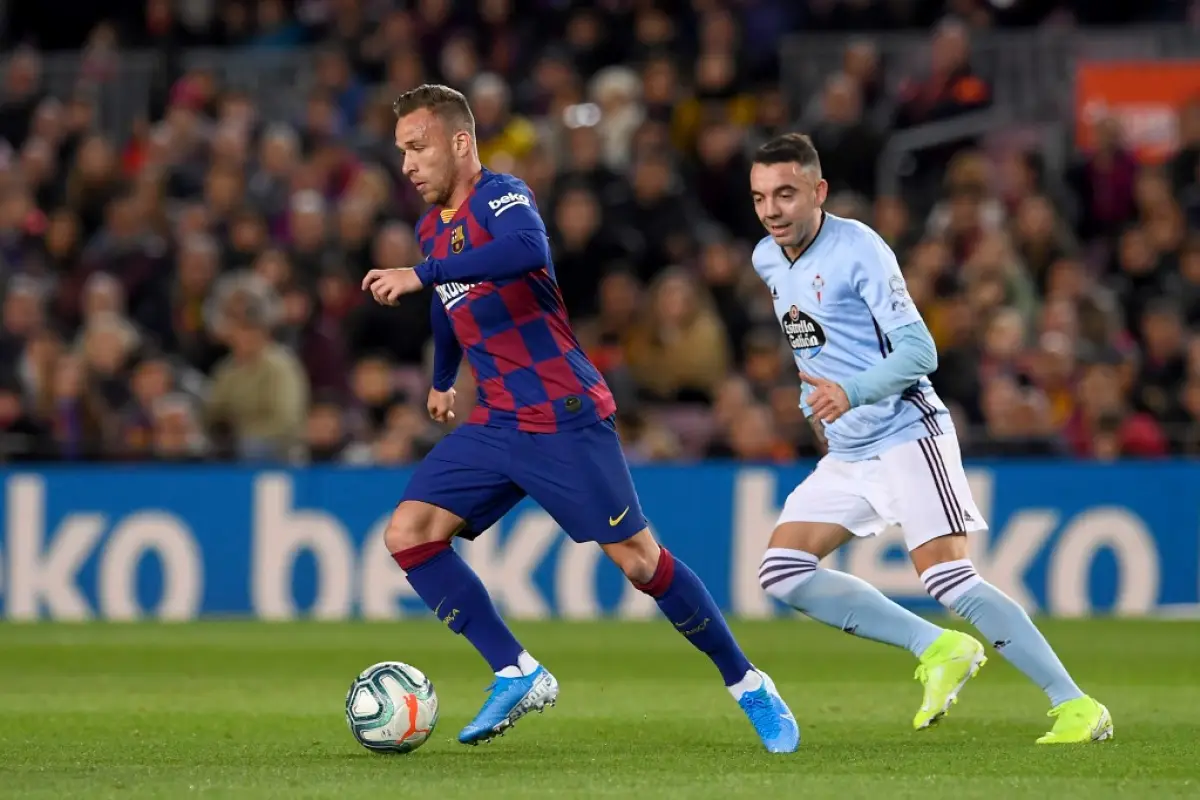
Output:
[437, 169, 492, 224]
[780, 210, 827, 267]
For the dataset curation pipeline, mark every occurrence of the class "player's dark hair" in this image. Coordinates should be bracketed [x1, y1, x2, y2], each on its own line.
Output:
[753, 133, 821, 175]
[392, 84, 476, 136]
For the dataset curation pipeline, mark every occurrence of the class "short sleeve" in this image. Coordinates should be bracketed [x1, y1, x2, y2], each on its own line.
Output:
[473, 179, 547, 238]
[851, 229, 923, 334]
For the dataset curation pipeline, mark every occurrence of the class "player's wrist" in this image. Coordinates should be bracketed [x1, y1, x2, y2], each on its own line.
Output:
[841, 380, 861, 409]
[414, 260, 436, 285]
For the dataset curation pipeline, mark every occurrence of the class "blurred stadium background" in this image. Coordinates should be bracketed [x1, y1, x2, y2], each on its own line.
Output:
[2, 1, 1200, 797]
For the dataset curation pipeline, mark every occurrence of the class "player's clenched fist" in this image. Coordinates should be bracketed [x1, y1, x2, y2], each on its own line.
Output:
[427, 387, 456, 423]
[363, 267, 424, 305]
[798, 371, 851, 424]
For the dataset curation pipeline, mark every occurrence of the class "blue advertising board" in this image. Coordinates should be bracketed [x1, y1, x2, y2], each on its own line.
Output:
[0, 463, 1195, 620]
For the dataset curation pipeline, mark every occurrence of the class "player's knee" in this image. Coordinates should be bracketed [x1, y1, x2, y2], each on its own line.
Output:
[383, 515, 423, 555]
[383, 502, 451, 554]
[758, 548, 819, 602]
[602, 529, 660, 585]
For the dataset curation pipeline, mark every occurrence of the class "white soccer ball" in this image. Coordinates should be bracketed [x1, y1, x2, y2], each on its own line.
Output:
[345, 661, 439, 754]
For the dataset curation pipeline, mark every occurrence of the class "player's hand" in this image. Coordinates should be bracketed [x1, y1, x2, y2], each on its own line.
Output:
[797, 371, 851, 424]
[427, 387, 456, 423]
[362, 268, 423, 305]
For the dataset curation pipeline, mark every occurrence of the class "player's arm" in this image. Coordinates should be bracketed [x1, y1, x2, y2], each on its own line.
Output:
[414, 188, 549, 285]
[806, 417, 829, 454]
[429, 293, 463, 391]
[841, 321, 937, 407]
[839, 232, 938, 408]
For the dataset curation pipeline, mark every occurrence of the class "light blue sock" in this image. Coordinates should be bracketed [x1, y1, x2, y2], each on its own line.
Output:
[921, 559, 1085, 707]
[760, 548, 944, 658]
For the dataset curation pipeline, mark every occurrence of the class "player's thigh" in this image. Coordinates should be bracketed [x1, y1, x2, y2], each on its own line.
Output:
[909, 531, 971, 575]
[879, 432, 987, 555]
[769, 521, 854, 559]
[513, 417, 648, 546]
[772, 456, 884, 557]
[397, 425, 525, 548]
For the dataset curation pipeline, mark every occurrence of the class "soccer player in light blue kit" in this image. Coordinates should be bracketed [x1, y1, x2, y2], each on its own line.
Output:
[747, 133, 1112, 744]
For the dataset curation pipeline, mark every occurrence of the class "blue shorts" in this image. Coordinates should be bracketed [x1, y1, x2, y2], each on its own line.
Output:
[401, 417, 647, 544]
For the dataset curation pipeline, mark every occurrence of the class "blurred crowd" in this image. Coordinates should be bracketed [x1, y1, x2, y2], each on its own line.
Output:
[0, 0, 1198, 465]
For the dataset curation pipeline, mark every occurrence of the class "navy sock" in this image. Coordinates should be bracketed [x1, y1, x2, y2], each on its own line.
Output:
[637, 548, 754, 685]
[394, 542, 524, 673]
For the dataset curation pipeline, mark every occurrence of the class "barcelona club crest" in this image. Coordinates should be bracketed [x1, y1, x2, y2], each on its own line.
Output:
[450, 224, 465, 254]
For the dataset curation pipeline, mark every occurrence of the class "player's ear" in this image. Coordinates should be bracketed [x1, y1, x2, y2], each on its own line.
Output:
[815, 178, 829, 206]
[453, 131, 470, 158]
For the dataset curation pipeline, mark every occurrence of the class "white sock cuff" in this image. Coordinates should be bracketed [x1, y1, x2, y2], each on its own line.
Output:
[495, 651, 540, 679]
[727, 668, 764, 701]
[759, 548, 819, 598]
[919, 558, 981, 607]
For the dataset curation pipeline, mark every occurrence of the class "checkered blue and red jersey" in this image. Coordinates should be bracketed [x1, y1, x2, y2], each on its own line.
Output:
[413, 169, 616, 433]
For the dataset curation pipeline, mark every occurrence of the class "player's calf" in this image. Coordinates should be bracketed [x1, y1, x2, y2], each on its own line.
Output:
[914, 536, 1109, 740]
[758, 530, 945, 659]
[606, 531, 755, 685]
[760, 527, 987, 731]
[606, 531, 799, 752]
[388, 502, 541, 701]
[914, 535, 1083, 706]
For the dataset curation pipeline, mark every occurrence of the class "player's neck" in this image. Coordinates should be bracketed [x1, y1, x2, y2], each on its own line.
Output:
[446, 162, 484, 210]
[783, 208, 825, 261]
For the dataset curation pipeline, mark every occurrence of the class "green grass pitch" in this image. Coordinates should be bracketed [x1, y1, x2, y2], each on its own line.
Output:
[1, 619, 1198, 799]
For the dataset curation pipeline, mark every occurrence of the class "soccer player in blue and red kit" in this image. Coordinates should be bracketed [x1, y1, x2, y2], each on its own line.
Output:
[361, 84, 799, 752]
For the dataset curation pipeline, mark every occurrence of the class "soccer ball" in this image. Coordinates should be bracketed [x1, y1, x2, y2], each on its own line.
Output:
[345, 661, 439, 753]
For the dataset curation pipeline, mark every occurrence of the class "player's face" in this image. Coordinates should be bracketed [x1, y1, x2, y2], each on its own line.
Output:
[750, 162, 828, 248]
[395, 109, 460, 206]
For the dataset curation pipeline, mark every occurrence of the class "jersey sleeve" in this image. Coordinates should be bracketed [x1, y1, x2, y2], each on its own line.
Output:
[840, 320, 938, 408]
[429, 292, 463, 392]
[474, 178, 547, 237]
[850, 229, 923, 334]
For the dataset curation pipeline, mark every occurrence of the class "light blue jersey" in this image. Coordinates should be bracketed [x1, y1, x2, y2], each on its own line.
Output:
[752, 212, 951, 461]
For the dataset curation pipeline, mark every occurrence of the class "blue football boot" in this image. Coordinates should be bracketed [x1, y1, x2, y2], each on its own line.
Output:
[737, 669, 801, 753]
[458, 665, 559, 745]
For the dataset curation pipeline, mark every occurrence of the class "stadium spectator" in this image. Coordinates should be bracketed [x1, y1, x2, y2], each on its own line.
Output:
[204, 288, 308, 461]
[471, 72, 537, 168]
[624, 268, 731, 403]
[808, 73, 883, 200]
[0, 374, 46, 460]
[894, 19, 991, 130]
[1068, 116, 1140, 243]
[0, 47, 44, 150]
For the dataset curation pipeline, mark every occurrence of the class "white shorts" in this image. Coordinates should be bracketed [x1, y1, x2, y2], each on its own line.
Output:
[778, 432, 988, 551]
